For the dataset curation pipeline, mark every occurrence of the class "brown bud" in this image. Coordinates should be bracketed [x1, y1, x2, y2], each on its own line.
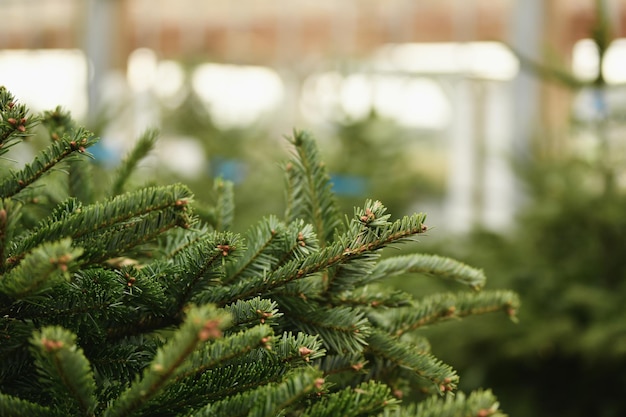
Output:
[314, 378, 325, 389]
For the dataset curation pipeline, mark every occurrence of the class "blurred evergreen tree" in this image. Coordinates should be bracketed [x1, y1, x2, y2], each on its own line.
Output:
[402, 3, 626, 416]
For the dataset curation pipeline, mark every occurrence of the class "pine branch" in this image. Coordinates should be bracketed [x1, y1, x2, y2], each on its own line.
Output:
[179, 324, 274, 381]
[68, 158, 96, 204]
[168, 231, 240, 312]
[158, 224, 210, 260]
[7, 184, 193, 268]
[322, 201, 387, 295]
[147, 330, 325, 415]
[190, 367, 325, 417]
[76, 207, 190, 264]
[0, 127, 98, 199]
[213, 178, 235, 231]
[301, 380, 398, 417]
[223, 215, 284, 284]
[332, 285, 413, 309]
[41, 106, 77, 141]
[205, 209, 428, 306]
[40, 107, 95, 204]
[284, 130, 341, 247]
[366, 330, 458, 393]
[365, 254, 486, 290]
[111, 129, 159, 196]
[30, 326, 97, 417]
[0, 237, 83, 299]
[102, 304, 231, 417]
[384, 389, 504, 417]
[145, 353, 286, 415]
[0, 393, 51, 417]
[224, 217, 318, 285]
[278, 297, 371, 355]
[0, 198, 21, 270]
[223, 297, 283, 331]
[0, 86, 39, 156]
[369, 290, 520, 337]
[272, 331, 326, 365]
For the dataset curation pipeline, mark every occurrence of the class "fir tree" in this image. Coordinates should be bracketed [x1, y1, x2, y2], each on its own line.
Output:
[0, 86, 518, 417]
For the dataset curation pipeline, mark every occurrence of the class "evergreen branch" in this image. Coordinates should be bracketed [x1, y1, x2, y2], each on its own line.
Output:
[279, 221, 320, 263]
[170, 231, 240, 311]
[190, 367, 324, 417]
[145, 353, 286, 415]
[0, 86, 39, 156]
[324, 200, 423, 295]
[279, 297, 371, 355]
[324, 200, 390, 297]
[29, 326, 97, 417]
[273, 331, 326, 365]
[316, 353, 367, 382]
[174, 324, 274, 383]
[7, 184, 193, 267]
[224, 215, 284, 284]
[214, 178, 235, 231]
[223, 297, 283, 331]
[0, 128, 98, 199]
[75, 207, 190, 264]
[249, 367, 325, 417]
[68, 158, 96, 204]
[0, 238, 83, 299]
[0, 198, 21, 270]
[0, 393, 52, 417]
[102, 304, 231, 417]
[369, 290, 520, 337]
[159, 225, 209, 260]
[150, 330, 325, 415]
[365, 254, 486, 290]
[332, 285, 413, 309]
[207, 210, 428, 306]
[385, 389, 504, 417]
[224, 217, 319, 285]
[285, 130, 341, 247]
[113, 265, 169, 313]
[301, 380, 398, 417]
[366, 330, 458, 393]
[111, 129, 159, 196]
[41, 106, 76, 141]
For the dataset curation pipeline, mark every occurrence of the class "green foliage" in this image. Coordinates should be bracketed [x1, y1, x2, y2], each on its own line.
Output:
[420, 158, 626, 417]
[0, 89, 516, 416]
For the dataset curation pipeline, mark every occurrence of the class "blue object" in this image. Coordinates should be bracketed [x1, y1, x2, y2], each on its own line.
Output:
[330, 174, 367, 196]
[210, 157, 247, 184]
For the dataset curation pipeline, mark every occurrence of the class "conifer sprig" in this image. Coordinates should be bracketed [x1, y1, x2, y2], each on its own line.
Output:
[285, 130, 341, 246]
[301, 380, 398, 417]
[0, 127, 98, 199]
[365, 254, 487, 290]
[214, 178, 235, 231]
[383, 389, 504, 417]
[0, 86, 38, 156]
[111, 129, 159, 196]
[30, 326, 97, 417]
[207, 208, 428, 306]
[6, 184, 193, 267]
[366, 330, 458, 394]
[369, 290, 520, 336]
[0, 237, 83, 299]
[0, 393, 51, 417]
[103, 304, 231, 417]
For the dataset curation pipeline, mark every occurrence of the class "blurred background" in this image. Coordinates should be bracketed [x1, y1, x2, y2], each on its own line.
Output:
[2, 0, 626, 416]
